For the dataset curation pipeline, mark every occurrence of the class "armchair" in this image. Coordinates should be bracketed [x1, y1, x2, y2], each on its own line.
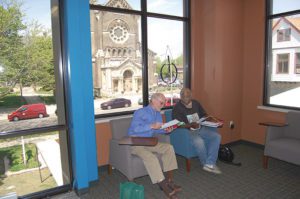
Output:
[109, 117, 170, 181]
[164, 109, 198, 172]
[262, 111, 300, 168]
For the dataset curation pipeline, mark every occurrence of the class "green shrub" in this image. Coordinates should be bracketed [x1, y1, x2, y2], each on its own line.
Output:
[0, 94, 26, 108]
[0, 144, 39, 172]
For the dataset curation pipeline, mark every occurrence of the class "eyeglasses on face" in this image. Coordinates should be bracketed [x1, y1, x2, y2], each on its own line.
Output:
[156, 98, 165, 106]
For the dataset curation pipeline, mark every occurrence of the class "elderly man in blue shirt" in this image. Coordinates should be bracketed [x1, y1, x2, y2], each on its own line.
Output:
[128, 93, 181, 198]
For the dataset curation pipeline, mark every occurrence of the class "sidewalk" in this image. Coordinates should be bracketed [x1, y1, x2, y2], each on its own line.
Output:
[22, 87, 43, 104]
[36, 140, 63, 186]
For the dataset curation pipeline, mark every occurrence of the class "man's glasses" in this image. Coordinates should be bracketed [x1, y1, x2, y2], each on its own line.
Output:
[157, 99, 165, 106]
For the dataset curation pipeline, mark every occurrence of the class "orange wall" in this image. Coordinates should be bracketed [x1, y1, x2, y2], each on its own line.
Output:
[95, 123, 112, 166]
[241, 0, 286, 144]
[191, 0, 286, 145]
[191, 0, 244, 144]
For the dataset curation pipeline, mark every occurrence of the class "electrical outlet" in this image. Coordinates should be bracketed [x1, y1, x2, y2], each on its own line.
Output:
[229, 121, 234, 129]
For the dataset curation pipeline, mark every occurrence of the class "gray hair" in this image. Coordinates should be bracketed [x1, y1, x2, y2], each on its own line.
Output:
[150, 93, 165, 102]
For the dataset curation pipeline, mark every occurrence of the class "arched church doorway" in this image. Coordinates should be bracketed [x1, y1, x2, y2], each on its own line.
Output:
[123, 70, 133, 92]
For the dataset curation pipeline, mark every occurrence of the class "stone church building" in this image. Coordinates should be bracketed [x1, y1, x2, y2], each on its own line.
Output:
[90, 0, 157, 97]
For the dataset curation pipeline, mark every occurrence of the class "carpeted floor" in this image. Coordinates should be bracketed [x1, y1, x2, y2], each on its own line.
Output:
[53, 144, 300, 199]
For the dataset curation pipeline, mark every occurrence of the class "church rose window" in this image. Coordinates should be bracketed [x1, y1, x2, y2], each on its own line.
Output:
[109, 20, 129, 43]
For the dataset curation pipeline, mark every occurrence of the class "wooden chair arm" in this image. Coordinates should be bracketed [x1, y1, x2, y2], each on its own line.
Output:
[259, 122, 288, 127]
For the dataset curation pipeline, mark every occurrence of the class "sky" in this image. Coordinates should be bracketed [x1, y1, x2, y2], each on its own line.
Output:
[21, 0, 51, 29]
[19, 0, 300, 60]
[272, 0, 300, 14]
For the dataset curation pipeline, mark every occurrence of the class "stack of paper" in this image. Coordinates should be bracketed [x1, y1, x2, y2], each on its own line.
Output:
[198, 116, 224, 128]
[200, 121, 223, 128]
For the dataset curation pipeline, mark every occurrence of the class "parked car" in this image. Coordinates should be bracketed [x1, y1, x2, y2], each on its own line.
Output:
[8, 103, 49, 122]
[138, 94, 153, 105]
[165, 97, 180, 107]
[101, 98, 131, 110]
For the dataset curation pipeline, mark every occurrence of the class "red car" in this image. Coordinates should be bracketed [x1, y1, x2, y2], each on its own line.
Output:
[165, 97, 180, 107]
[8, 103, 49, 121]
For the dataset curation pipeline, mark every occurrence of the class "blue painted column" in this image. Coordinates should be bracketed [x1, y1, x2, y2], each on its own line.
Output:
[62, 0, 98, 190]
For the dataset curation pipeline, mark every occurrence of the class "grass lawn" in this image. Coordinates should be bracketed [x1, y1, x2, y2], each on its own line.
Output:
[0, 144, 39, 172]
[0, 142, 57, 196]
[0, 94, 26, 108]
[0, 168, 56, 196]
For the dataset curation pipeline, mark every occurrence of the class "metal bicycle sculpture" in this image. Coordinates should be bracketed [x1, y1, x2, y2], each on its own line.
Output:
[159, 55, 178, 85]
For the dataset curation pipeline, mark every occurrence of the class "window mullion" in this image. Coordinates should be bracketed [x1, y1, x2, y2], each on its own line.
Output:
[141, 0, 149, 105]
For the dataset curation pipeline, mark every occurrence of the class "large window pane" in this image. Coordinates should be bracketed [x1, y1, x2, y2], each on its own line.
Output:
[265, 1, 300, 108]
[0, 0, 64, 132]
[147, 0, 184, 17]
[90, 0, 141, 11]
[147, 18, 184, 108]
[0, 131, 69, 197]
[90, 10, 143, 115]
[271, 0, 300, 15]
[0, 0, 70, 197]
[90, 0, 190, 115]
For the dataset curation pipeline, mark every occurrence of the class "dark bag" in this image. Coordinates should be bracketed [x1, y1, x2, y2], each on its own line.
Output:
[218, 145, 241, 166]
[120, 182, 144, 199]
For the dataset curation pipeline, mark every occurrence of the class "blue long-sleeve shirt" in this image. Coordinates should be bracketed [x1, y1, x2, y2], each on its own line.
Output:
[128, 105, 166, 137]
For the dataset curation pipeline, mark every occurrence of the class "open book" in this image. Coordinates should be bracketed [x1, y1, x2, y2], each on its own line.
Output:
[160, 119, 185, 130]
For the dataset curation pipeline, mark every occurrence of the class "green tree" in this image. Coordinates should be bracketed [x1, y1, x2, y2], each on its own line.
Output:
[23, 21, 54, 91]
[0, 0, 26, 97]
[0, 1, 55, 99]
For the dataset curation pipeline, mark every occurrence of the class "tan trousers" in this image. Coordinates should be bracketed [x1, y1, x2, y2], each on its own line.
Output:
[131, 142, 178, 184]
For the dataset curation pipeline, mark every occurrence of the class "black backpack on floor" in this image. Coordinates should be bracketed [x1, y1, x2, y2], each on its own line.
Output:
[218, 145, 241, 166]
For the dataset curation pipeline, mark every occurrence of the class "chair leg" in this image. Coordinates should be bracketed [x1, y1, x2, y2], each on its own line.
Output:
[263, 155, 269, 169]
[108, 164, 112, 174]
[186, 159, 191, 173]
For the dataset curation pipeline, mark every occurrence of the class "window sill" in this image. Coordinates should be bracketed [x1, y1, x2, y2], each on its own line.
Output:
[94, 109, 171, 124]
[257, 105, 289, 113]
[95, 114, 133, 124]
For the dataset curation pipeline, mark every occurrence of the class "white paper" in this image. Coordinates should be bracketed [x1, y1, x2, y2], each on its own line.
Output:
[200, 121, 222, 127]
[161, 119, 180, 129]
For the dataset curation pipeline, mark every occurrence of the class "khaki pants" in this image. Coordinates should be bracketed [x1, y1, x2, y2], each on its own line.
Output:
[131, 142, 178, 184]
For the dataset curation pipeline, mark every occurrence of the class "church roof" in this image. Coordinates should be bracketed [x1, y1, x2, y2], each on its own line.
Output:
[118, 58, 142, 69]
[106, 0, 133, 10]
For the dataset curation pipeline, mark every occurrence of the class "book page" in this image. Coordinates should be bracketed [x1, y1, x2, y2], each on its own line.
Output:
[160, 119, 180, 129]
[186, 113, 200, 123]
